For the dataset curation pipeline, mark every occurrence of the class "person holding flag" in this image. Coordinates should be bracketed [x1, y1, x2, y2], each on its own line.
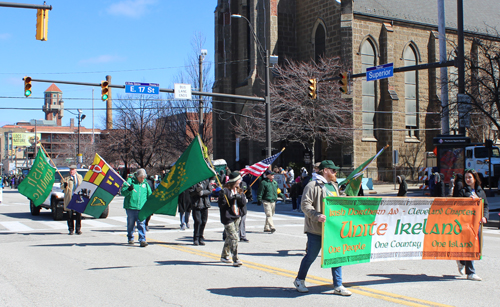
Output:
[121, 169, 152, 247]
[61, 165, 83, 235]
[293, 160, 352, 296]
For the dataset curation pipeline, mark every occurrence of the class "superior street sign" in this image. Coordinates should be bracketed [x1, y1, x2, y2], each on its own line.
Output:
[366, 63, 394, 81]
[125, 82, 159, 95]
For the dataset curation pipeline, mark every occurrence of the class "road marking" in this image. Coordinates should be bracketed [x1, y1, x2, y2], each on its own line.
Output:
[44, 221, 68, 229]
[149, 239, 453, 307]
[0, 221, 33, 232]
[82, 220, 115, 228]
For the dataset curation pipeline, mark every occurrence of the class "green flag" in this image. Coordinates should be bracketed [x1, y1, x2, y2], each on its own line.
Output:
[343, 145, 388, 196]
[18, 149, 56, 206]
[138, 136, 216, 220]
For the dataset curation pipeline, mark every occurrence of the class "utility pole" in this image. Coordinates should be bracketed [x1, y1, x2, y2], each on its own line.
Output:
[438, 0, 449, 135]
[106, 75, 113, 130]
[457, 0, 466, 135]
[199, 50, 207, 139]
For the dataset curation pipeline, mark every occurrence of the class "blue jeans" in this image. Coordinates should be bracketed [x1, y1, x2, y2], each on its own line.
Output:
[297, 232, 343, 287]
[126, 209, 146, 242]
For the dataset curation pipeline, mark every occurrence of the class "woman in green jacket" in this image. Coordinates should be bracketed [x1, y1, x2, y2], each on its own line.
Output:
[121, 169, 152, 247]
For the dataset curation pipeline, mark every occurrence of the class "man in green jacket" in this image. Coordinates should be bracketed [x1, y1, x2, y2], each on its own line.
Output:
[121, 169, 152, 247]
[257, 170, 278, 233]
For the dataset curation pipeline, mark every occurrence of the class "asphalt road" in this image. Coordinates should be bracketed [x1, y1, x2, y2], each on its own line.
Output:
[0, 189, 499, 307]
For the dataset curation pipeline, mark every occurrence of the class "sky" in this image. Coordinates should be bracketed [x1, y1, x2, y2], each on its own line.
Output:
[0, 0, 215, 129]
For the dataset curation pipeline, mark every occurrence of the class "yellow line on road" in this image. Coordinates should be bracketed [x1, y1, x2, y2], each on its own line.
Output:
[150, 239, 453, 307]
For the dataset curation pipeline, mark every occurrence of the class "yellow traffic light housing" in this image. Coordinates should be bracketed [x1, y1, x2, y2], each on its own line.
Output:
[24, 76, 32, 97]
[36, 9, 49, 41]
[339, 72, 349, 93]
[101, 81, 109, 101]
[308, 78, 317, 99]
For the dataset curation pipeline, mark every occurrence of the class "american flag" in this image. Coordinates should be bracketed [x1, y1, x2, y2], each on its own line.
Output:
[240, 151, 283, 177]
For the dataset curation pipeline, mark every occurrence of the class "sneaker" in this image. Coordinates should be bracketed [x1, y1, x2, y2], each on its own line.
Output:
[140, 241, 148, 247]
[457, 261, 465, 275]
[233, 260, 243, 267]
[180, 224, 186, 231]
[264, 229, 271, 233]
[145, 226, 149, 232]
[333, 285, 352, 296]
[76, 231, 82, 235]
[220, 257, 232, 263]
[128, 240, 134, 245]
[467, 274, 482, 281]
[199, 237, 206, 246]
[270, 228, 276, 233]
[293, 278, 309, 293]
[68, 231, 74, 235]
[240, 238, 250, 242]
[186, 223, 190, 229]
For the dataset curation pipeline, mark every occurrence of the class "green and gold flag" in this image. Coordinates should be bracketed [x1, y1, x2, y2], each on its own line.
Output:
[138, 136, 216, 219]
[343, 145, 388, 196]
[18, 149, 56, 206]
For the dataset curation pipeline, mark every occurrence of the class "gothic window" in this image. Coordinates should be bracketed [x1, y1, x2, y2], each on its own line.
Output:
[361, 40, 376, 138]
[404, 46, 418, 138]
[314, 24, 326, 63]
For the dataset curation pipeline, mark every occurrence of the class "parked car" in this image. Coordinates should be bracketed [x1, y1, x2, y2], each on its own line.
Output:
[29, 167, 109, 220]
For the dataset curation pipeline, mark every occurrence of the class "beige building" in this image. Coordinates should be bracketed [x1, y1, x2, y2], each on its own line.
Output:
[213, 0, 500, 179]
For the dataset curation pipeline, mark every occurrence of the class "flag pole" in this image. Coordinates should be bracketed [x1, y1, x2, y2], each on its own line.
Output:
[342, 144, 390, 187]
[37, 141, 64, 179]
[246, 147, 286, 190]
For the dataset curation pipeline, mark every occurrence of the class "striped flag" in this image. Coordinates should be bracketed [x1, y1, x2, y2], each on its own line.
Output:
[240, 150, 284, 177]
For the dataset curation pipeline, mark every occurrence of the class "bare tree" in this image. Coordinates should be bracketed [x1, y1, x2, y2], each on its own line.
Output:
[233, 57, 353, 164]
[449, 30, 500, 140]
[167, 32, 213, 154]
[398, 142, 426, 181]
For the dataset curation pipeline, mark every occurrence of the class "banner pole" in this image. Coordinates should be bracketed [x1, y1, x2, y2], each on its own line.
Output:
[38, 142, 64, 179]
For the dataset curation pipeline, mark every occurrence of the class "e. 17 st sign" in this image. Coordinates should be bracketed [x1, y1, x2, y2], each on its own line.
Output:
[125, 82, 159, 95]
[366, 63, 393, 81]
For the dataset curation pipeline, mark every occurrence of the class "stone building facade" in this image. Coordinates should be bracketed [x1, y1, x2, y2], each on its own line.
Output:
[213, 0, 500, 178]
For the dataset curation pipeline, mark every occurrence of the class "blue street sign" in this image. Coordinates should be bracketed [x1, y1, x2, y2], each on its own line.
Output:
[366, 63, 394, 81]
[125, 82, 160, 95]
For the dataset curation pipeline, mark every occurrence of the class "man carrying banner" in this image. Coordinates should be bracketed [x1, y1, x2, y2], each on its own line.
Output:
[293, 160, 352, 296]
[61, 165, 83, 235]
[122, 169, 152, 247]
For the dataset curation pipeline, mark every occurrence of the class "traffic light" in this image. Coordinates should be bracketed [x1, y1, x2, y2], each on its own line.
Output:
[35, 9, 49, 41]
[308, 78, 317, 99]
[101, 81, 109, 101]
[339, 72, 349, 93]
[24, 76, 32, 97]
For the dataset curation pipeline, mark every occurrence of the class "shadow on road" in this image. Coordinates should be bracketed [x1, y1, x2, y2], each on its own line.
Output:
[155, 260, 223, 267]
[208, 285, 332, 298]
[350, 273, 457, 286]
[240, 249, 305, 258]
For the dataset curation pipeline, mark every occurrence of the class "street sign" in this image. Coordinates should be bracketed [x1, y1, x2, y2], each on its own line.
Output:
[125, 82, 159, 95]
[366, 63, 394, 81]
[174, 83, 192, 100]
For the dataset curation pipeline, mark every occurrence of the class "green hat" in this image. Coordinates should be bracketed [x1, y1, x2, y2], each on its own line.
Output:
[319, 160, 339, 170]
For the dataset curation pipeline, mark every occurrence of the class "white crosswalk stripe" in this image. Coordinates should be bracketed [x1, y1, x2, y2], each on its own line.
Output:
[0, 210, 304, 233]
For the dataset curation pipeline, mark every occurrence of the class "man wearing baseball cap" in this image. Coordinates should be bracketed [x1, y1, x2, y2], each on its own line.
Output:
[293, 160, 352, 296]
[257, 169, 278, 233]
[61, 165, 83, 235]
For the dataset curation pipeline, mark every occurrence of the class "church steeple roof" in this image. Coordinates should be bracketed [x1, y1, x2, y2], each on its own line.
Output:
[45, 83, 62, 93]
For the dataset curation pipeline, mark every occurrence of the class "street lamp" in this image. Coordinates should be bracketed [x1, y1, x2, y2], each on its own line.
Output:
[77, 109, 86, 164]
[231, 14, 272, 157]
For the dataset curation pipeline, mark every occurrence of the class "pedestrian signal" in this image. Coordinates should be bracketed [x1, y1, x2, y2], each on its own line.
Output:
[101, 81, 109, 101]
[24, 76, 32, 97]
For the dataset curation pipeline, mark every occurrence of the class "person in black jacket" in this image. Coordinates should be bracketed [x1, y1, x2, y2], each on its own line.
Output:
[189, 178, 211, 246]
[396, 175, 408, 197]
[219, 171, 246, 266]
[178, 189, 192, 230]
[239, 180, 249, 242]
[433, 173, 446, 197]
[452, 173, 464, 197]
[455, 169, 489, 281]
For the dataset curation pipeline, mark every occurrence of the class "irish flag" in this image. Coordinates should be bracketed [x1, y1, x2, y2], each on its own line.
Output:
[322, 197, 483, 268]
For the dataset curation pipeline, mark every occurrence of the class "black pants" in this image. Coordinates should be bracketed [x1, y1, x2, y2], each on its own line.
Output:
[67, 210, 81, 232]
[192, 208, 208, 239]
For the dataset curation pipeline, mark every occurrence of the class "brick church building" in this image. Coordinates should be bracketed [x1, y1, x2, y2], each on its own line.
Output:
[213, 0, 500, 179]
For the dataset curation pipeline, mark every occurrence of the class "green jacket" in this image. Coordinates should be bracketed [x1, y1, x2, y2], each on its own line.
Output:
[121, 175, 152, 210]
[257, 177, 278, 203]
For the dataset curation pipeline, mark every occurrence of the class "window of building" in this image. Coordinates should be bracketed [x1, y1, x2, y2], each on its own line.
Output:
[361, 40, 376, 138]
[404, 46, 418, 139]
[314, 24, 326, 63]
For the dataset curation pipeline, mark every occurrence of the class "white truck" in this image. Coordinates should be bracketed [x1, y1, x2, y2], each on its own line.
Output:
[29, 167, 109, 220]
[465, 145, 500, 187]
